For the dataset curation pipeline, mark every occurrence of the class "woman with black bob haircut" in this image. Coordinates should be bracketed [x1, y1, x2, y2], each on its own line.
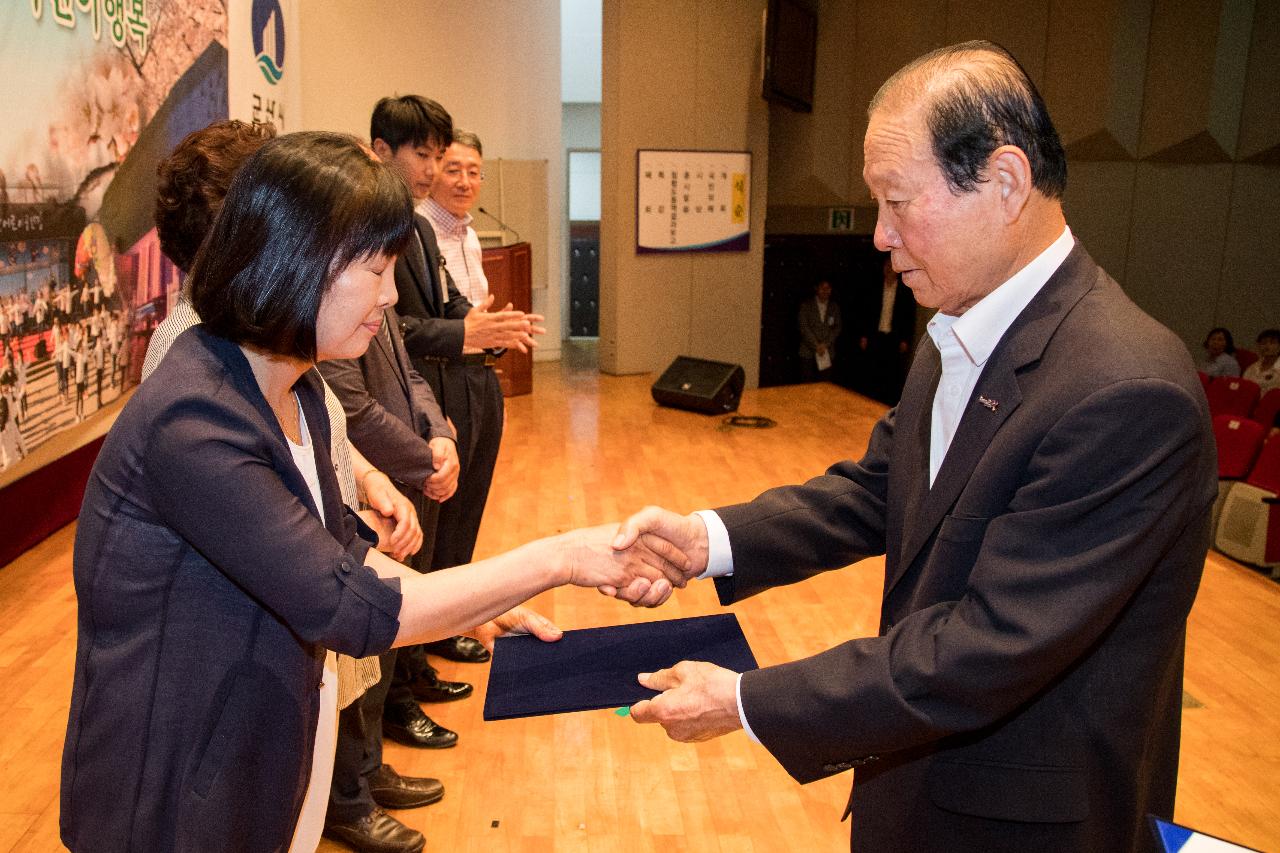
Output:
[61, 131, 688, 853]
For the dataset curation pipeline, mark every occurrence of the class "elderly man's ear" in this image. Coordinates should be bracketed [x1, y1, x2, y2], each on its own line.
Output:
[991, 145, 1033, 222]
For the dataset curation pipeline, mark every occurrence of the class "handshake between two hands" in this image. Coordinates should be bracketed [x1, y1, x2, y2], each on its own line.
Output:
[570, 505, 711, 608]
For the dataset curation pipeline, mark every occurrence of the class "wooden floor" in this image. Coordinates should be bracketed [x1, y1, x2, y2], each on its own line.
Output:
[2, 342, 1278, 852]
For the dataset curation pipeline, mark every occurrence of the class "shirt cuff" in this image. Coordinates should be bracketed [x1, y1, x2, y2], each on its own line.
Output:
[736, 673, 760, 744]
[693, 509, 734, 579]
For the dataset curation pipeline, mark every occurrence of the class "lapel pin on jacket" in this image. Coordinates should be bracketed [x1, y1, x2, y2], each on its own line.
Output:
[978, 395, 999, 412]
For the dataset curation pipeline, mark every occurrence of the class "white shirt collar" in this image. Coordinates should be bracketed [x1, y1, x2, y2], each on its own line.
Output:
[927, 226, 1073, 366]
[418, 196, 472, 235]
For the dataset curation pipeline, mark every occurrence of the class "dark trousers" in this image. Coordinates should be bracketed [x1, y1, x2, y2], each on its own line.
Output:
[333, 490, 439, 818]
[432, 363, 504, 569]
[386, 363, 503, 711]
[328, 648, 397, 823]
[384, 489, 446, 711]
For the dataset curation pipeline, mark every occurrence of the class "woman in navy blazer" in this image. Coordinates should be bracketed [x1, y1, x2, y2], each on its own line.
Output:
[60, 133, 688, 853]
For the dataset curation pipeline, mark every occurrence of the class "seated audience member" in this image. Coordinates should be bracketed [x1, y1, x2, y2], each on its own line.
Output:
[1243, 328, 1280, 396]
[1201, 326, 1241, 377]
[61, 131, 691, 853]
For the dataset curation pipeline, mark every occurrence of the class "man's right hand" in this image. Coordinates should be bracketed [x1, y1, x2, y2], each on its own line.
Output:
[602, 507, 711, 600]
[463, 294, 547, 352]
[554, 522, 696, 607]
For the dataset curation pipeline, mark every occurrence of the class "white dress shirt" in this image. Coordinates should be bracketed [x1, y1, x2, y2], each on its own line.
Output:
[419, 196, 490, 308]
[696, 226, 1075, 742]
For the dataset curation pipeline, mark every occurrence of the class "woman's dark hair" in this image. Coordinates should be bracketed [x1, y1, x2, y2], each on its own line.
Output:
[154, 120, 277, 273]
[370, 94, 453, 153]
[1204, 327, 1235, 354]
[1257, 329, 1280, 345]
[188, 131, 413, 360]
[871, 40, 1067, 200]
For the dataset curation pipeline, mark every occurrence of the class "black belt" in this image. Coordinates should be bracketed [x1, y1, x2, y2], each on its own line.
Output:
[460, 353, 498, 367]
[419, 352, 497, 367]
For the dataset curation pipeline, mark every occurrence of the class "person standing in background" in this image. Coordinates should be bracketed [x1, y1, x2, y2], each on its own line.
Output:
[797, 279, 841, 383]
[372, 99, 545, 744]
[853, 256, 916, 405]
[420, 127, 540, 664]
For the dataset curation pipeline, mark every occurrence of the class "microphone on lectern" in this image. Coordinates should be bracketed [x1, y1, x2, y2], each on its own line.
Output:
[476, 206, 522, 244]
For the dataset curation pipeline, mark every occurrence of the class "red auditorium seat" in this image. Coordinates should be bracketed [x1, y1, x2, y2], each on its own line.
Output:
[1198, 371, 1212, 391]
[1252, 388, 1280, 430]
[1213, 415, 1266, 479]
[1216, 431, 1280, 575]
[1206, 376, 1261, 418]
[1235, 348, 1258, 373]
[1209, 415, 1266, 533]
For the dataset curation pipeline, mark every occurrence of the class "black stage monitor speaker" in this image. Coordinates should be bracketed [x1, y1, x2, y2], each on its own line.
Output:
[651, 356, 745, 414]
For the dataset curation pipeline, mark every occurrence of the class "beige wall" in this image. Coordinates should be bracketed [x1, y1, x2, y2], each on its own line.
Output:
[599, 0, 770, 385]
[298, 0, 565, 361]
[766, 0, 1280, 356]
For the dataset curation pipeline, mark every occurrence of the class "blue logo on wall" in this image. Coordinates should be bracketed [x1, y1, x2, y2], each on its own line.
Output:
[252, 0, 285, 85]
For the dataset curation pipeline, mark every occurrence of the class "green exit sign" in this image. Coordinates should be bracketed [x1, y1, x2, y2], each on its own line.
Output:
[828, 207, 854, 231]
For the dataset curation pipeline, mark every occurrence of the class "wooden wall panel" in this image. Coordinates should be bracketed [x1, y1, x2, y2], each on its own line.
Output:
[848, 0, 948, 203]
[1124, 164, 1234, 350]
[1217, 166, 1280, 344]
[1045, 0, 1151, 160]
[1237, 0, 1280, 163]
[600, 0, 769, 385]
[943, 0, 1050, 82]
[1061, 161, 1137, 285]
[1139, 0, 1252, 161]
[766, 0, 858, 208]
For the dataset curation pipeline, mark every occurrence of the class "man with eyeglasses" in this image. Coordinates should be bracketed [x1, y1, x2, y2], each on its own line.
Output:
[421, 130, 489, 308]
[418, 129, 528, 600]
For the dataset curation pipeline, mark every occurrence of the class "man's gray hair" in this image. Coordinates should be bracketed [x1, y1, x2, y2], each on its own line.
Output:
[452, 129, 482, 157]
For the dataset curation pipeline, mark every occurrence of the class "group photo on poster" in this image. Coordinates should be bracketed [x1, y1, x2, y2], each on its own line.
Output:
[0, 0, 227, 477]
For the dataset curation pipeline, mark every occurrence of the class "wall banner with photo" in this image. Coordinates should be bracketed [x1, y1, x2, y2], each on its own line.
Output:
[0, 0, 231, 561]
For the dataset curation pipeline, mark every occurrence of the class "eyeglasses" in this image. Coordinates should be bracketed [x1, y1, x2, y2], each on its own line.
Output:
[442, 166, 484, 183]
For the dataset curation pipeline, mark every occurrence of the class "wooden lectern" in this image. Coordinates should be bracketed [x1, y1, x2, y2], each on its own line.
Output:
[480, 241, 533, 397]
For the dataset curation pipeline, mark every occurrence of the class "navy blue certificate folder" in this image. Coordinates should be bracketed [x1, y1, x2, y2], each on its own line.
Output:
[483, 613, 758, 721]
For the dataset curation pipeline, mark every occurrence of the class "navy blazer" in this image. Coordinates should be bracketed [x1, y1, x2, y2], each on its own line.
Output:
[715, 244, 1217, 852]
[61, 326, 403, 853]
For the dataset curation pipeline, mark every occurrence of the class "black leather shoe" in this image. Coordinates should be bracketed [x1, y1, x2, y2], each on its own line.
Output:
[323, 808, 424, 853]
[369, 763, 444, 810]
[409, 673, 473, 703]
[382, 703, 458, 749]
[423, 635, 491, 663]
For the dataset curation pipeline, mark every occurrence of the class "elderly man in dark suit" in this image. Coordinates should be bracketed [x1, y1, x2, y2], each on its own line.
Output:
[616, 41, 1216, 853]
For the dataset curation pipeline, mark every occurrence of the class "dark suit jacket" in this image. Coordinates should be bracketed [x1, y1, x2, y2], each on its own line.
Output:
[713, 243, 1217, 852]
[798, 298, 842, 359]
[393, 214, 473, 418]
[318, 307, 451, 496]
[855, 279, 916, 346]
[61, 326, 402, 853]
